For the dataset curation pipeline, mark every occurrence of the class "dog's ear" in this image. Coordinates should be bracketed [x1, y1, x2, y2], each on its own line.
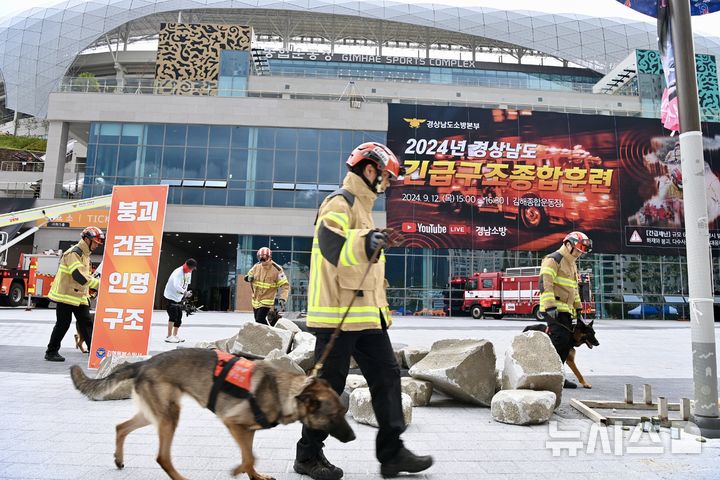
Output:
[296, 378, 322, 413]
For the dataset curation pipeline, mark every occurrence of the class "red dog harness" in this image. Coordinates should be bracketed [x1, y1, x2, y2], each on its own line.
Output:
[207, 350, 277, 429]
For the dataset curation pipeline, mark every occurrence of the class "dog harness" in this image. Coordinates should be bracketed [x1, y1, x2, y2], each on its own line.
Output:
[206, 351, 278, 429]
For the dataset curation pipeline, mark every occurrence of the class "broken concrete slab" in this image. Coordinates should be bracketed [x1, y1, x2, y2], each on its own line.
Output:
[401, 377, 433, 406]
[288, 331, 316, 372]
[349, 388, 412, 427]
[345, 374, 368, 392]
[409, 338, 496, 406]
[502, 331, 563, 408]
[491, 390, 556, 425]
[264, 349, 305, 375]
[229, 322, 294, 358]
[402, 346, 430, 369]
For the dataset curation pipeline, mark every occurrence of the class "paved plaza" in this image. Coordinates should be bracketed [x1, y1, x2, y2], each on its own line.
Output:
[0, 307, 718, 480]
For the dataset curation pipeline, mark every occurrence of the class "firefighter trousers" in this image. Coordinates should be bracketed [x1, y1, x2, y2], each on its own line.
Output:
[546, 312, 575, 363]
[296, 326, 406, 463]
[253, 307, 271, 325]
[46, 302, 93, 354]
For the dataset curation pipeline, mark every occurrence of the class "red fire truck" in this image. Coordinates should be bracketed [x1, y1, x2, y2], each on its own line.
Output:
[459, 266, 595, 320]
[0, 194, 111, 307]
[0, 252, 61, 307]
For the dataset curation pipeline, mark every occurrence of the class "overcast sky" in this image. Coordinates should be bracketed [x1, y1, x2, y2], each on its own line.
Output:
[2, 0, 718, 36]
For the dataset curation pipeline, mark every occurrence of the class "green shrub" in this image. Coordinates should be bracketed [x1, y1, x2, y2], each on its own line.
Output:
[0, 135, 47, 152]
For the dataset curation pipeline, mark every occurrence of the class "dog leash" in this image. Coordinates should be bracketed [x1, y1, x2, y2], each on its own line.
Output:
[310, 228, 403, 378]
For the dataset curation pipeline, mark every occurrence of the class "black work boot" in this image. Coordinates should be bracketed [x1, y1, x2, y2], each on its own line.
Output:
[293, 453, 343, 480]
[563, 379, 578, 389]
[44, 352, 65, 362]
[380, 447, 433, 478]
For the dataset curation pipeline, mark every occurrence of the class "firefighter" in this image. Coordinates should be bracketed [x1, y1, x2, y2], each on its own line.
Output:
[244, 247, 289, 325]
[44, 226, 104, 362]
[293, 142, 433, 480]
[539, 231, 593, 388]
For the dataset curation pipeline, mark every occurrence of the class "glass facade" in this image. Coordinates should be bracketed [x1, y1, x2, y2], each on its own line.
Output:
[268, 59, 601, 93]
[88, 121, 713, 318]
[84, 122, 386, 210]
[232, 236, 705, 320]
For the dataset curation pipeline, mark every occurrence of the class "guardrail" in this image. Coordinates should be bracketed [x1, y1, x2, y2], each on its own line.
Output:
[0, 160, 44, 172]
[57, 77, 650, 117]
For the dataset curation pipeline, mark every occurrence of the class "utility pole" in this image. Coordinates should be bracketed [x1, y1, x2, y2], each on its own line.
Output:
[669, 0, 720, 438]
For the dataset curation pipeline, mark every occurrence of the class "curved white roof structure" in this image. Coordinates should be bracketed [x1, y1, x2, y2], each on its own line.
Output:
[1, 0, 720, 117]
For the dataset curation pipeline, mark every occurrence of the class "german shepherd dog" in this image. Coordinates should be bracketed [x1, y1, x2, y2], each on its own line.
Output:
[523, 321, 600, 389]
[70, 348, 355, 480]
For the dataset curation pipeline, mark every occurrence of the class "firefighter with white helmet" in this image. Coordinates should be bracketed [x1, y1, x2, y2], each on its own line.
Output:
[539, 231, 593, 387]
[44, 226, 105, 361]
[244, 247, 289, 325]
[293, 142, 433, 480]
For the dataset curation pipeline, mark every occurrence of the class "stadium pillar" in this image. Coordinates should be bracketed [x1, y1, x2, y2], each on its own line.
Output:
[40, 121, 69, 200]
[670, 0, 720, 438]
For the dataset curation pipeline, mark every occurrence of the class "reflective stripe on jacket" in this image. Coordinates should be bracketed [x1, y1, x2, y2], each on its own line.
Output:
[48, 241, 99, 306]
[539, 244, 582, 316]
[306, 172, 391, 331]
[245, 262, 289, 309]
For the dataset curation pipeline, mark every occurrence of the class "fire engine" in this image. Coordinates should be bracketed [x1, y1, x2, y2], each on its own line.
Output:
[0, 195, 111, 307]
[458, 266, 595, 320]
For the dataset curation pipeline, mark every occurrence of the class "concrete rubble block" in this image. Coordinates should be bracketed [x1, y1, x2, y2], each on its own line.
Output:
[264, 349, 305, 375]
[345, 374, 368, 392]
[502, 331, 563, 408]
[402, 346, 430, 369]
[491, 390, 556, 425]
[392, 343, 408, 368]
[274, 318, 301, 334]
[349, 388, 412, 428]
[230, 322, 294, 358]
[288, 331, 316, 372]
[401, 377, 433, 406]
[95, 354, 151, 400]
[408, 338, 496, 406]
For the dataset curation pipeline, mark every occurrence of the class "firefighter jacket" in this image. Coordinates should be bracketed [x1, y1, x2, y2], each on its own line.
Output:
[245, 261, 289, 309]
[306, 172, 391, 331]
[48, 240, 99, 307]
[539, 243, 582, 317]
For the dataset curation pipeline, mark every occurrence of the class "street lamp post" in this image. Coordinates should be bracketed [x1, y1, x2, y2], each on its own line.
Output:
[669, 0, 720, 438]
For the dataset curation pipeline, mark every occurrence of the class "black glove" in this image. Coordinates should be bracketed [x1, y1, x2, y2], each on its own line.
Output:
[365, 230, 387, 261]
[544, 307, 558, 321]
[245, 274, 254, 283]
[576, 309, 585, 324]
[278, 299, 286, 312]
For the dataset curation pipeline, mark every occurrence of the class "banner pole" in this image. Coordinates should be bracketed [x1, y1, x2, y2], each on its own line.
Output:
[669, 0, 720, 438]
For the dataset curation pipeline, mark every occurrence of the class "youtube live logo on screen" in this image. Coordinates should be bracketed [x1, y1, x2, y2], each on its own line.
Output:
[402, 222, 467, 235]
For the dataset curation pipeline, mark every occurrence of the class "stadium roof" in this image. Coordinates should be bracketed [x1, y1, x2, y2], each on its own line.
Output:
[1, 0, 720, 118]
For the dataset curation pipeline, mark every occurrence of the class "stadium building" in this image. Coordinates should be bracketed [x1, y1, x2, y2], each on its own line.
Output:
[1, 0, 720, 318]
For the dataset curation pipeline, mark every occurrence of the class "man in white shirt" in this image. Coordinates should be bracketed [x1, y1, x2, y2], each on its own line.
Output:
[163, 258, 197, 343]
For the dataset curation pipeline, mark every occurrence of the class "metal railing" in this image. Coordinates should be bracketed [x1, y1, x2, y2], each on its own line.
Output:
[0, 160, 44, 172]
[57, 77, 646, 117]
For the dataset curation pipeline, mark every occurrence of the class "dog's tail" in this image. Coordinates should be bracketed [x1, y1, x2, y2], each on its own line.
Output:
[70, 362, 144, 400]
[523, 324, 547, 333]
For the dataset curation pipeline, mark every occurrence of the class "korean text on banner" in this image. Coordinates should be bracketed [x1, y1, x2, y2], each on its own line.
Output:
[88, 185, 169, 369]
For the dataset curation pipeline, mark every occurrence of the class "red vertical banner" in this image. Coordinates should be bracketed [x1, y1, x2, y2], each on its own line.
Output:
[88, 185, 169, 369]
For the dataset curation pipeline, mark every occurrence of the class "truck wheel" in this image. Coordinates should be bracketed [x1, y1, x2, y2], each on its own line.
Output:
[8, 282, 25, 307]
[532, 305, 544, 321]
[520, 201, 546, 229]
[471, 305, 483, 319]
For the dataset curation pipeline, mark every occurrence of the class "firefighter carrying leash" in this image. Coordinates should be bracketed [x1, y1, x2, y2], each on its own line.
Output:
[310, 228, 404, 378]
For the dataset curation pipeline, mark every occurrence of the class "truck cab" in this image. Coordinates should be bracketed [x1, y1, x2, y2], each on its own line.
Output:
[463, 271, 503, 319]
